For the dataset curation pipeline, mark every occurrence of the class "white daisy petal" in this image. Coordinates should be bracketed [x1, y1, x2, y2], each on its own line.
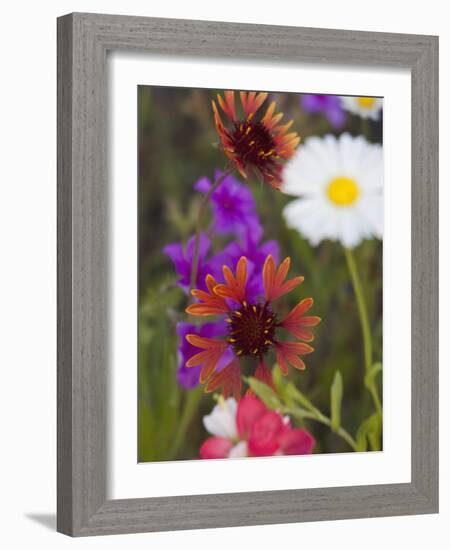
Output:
[203, 398, 238, 439]
[283, 150, 330, 196]
[282, 134, 383, 248]
[357, 195, 384, 237]
[338, 211, 364, 248]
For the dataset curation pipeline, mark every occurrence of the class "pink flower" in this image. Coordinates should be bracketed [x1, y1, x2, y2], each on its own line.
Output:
[199, 396, 315, 459]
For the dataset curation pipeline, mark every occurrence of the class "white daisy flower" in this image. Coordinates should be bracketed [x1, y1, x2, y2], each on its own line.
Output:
[282, 133, 383, 249]
[341, 96, 383, 120]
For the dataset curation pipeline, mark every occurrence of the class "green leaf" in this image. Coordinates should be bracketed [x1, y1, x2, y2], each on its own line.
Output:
[284, 405, 317, 421]
[169, 386, 203, 459]
[330, 371, 343, 433]
[272, 364, 285, 395]
[284, 382, 319, 415]
[356, 413, 382, 452]
[246, 377, 282, 410]
[138, 313, 184, 461]
[364, 362, 382, 390]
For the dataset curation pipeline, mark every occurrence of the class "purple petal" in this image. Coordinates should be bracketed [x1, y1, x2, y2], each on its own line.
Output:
[301, 94, 345, 128]
[259, 239, 280, 264]
[194, 176, 212, 193]
[301, 94, 326, 113]
[164, 235, 212, 292]
[163, 242, 185, 266]
[163, 243, 190, 286]
[176, 321, 230, 389]
[325, 105, 346, 128]
[240, 221, 264, 247]
[196, 170, 262, 238]
[176, 366, 201, 389]
[185, 233, 211, 262]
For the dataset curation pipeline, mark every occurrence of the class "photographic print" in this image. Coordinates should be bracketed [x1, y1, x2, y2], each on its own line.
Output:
[138, 87, 383, 462]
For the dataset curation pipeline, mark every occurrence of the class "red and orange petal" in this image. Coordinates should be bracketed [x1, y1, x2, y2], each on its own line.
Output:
[185, 335, 229, 383]
[239, 91, 268, 119]
[281, 298, 322, 342]
[186, 274, 229, 316]
[273, 130, 301, 157]
[213, 256, 247, 304]
[263, 255, 304, 302]
[211, 100, 243, 171]
[217, 90, 237, 122]
[275, 341, 314, 375]
[204, 360, 241, 401]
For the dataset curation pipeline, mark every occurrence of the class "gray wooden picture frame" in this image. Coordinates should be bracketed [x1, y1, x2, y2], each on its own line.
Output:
[57, 12, 439, 537]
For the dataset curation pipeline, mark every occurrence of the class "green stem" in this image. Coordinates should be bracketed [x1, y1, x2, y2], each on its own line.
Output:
[344, 247, 382, 415]
[344, 248, 372, 371]
[189, 167, 232, 292]
[368, 384, 382, 415]
[288, 408, 358, 451]
[169, 387, 203, 459]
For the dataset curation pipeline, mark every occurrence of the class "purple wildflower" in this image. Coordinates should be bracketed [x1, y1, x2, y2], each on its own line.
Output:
[163, 233, 221, 293]
[176, 321, 234, 388]
[166, 168, 282, 390]
[300, 94, 345, 129]
[195, 170, 262, 237]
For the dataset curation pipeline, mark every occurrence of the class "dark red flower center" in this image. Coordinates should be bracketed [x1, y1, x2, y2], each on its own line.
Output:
[227, 302, 277, 358]
[231, 120, 276, 167]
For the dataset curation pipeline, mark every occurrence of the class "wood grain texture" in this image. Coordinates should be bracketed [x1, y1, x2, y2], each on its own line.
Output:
[410, 36, 439, 505]
[57, 13, 74, 535]
[57, 12, 439, 537]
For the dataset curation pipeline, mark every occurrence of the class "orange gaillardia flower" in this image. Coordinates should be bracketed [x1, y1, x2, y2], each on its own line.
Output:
[185, 255, 321, 399]
[212, 91, 301, 190]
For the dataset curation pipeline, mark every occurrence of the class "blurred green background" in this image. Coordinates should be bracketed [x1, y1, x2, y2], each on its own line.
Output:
[138, 86, 383, 462]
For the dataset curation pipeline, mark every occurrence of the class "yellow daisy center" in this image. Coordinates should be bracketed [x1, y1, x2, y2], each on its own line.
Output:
[327, 177, 360, 206]
[357, 97, 376, 109]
